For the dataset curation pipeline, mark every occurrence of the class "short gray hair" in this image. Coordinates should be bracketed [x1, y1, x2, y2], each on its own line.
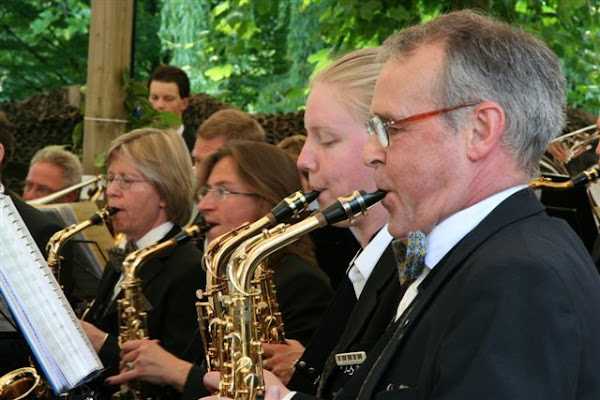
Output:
[30, 145, 83, 188]
[379, 10, 566, 176]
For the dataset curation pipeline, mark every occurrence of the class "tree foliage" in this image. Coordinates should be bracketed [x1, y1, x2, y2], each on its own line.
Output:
[160, 0, 599, 114]
[0, 0, 162, 102]
[0, 0, 597, 115]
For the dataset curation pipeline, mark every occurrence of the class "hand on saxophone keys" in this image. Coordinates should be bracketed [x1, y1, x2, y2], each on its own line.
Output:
[105, 339, 193, 392]
[262, 339, 305, 385]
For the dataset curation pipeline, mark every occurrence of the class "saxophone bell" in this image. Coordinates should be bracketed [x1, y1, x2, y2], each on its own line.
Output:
[0, 367, 51, 400]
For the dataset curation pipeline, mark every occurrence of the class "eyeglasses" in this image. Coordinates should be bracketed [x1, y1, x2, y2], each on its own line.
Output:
[366, 102, 479, 148]
[198, 185, 260, 201]
[106, 174, 148, 190]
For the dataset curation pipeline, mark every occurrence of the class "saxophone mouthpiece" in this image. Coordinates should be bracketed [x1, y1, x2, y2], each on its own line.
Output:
[89, 206, 118, 225]
[321, 190, 386, 225]
[175, 213, 212, 243]
[571, 165, 600, 188]
[270, 190, 320, 222]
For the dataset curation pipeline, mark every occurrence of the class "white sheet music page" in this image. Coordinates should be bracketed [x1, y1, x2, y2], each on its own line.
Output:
[0, 190, 103, 394]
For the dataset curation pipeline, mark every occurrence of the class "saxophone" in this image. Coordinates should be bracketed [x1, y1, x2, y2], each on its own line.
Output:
[529, 165, 600, 190]
[112, 216, 209, 400]
[196, 191, 318, 373]
[0, 366, 51, 400]
[219, 190, 386, 400]
[46, 206, 116, 285]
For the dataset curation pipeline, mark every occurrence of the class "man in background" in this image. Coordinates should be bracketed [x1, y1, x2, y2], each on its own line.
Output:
[148, 65, 196, 151]
[192, 108, 265, 176]
[23, 145, 83, 203]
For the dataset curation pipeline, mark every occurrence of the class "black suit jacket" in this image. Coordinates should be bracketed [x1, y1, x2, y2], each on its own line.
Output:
[273, 253, 334, 346]
[290, 244, 399, 397]
[85, 225, 204, 394]
[342, 189, 600, 400]
[181, 124, 196, 153]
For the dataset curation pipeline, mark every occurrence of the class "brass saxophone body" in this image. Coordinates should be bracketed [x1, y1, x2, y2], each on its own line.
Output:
[46, 206, 116, 284]
[0, 367, 51, 400]
[219, 190, 386, 400]
[196, 191, 318, 373]
[253, 266, 285, 343]
[112, 218, 209, 400]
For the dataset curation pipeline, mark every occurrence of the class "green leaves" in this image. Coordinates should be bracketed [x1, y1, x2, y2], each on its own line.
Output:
[205, 65, 235, 81]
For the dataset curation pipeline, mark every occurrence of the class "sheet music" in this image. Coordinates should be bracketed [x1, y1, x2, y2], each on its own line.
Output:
[0, 192, 103, 394]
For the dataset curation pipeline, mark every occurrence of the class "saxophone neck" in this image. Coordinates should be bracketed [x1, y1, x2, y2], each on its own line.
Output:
[230, 216, 324, 295]
[529, 165, 600, 190]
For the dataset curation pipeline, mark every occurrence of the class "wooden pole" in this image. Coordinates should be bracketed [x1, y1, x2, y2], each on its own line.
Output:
[82, 0, 134, 173]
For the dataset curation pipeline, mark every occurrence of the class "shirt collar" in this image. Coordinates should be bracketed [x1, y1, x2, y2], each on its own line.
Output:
[350, 224, 393, 281]
[135, 221, 175, 249]
[426, 185, 527, 269]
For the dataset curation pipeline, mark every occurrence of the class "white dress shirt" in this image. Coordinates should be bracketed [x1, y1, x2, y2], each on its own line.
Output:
[395, 185, 527, 320]
[347, 225, 393, 298]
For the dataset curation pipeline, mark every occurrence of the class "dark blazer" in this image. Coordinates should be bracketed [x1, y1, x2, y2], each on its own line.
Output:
[181, 253, 333, 400]
[340, 189, 600, 400]
[85, 225, 204, 395]
[274, 253, 334, 346]
[181, 124, 196, 153]
[290, 244, 399, 397]
[10, 193, 62, 254]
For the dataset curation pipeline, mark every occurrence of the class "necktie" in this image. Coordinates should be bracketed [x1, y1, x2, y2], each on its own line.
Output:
[107, 241, 137, 273]
[392, 231, 427, 286]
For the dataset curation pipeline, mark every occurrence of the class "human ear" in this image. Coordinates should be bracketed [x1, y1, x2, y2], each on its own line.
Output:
[465, 101, 505, 161]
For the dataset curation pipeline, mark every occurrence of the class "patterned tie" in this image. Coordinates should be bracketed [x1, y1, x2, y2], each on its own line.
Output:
[392, 231, 427, 286]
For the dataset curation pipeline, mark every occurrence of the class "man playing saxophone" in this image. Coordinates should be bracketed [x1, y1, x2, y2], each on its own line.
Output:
[80, 128, 204, 398]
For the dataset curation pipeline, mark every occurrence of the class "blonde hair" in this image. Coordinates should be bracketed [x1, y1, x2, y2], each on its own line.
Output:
[311, 47, 382, 124]
[107, 128, 194, 226]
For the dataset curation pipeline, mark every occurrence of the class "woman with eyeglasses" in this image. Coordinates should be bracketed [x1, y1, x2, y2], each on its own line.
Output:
[80, 128, 204, 398]
[197, 141, 333, 344]
[105, 140, 333, 398]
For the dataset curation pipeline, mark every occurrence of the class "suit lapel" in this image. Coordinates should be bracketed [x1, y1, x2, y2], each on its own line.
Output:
[318, 244, 396, 395]
[335, 245, 395, 351]
[357, 189, 544, 399]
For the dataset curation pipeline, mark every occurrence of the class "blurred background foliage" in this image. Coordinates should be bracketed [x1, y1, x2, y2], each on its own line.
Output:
[0, 0, 597, 114]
